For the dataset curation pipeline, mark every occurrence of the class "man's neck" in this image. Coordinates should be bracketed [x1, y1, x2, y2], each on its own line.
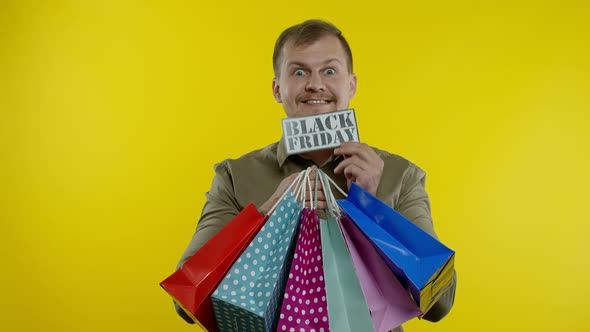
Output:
[299, 149, 334, 167]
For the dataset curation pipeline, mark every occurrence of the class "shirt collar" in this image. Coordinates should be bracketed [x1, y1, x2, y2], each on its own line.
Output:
[277, 136, 289, 167]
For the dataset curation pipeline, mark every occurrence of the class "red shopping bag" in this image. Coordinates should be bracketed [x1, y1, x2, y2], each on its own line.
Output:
[160, 203, 266, 332]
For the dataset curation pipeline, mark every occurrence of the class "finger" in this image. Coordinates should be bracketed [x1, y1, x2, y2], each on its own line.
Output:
[342, 163, 383, 194]
[304, 199, 328, 209]
[313, 190, 326, 202]
[342, 163, 364, 183]
[334, 155, 369, 174]
[316, 200, 328, 210]
[309, 168, 325, 183]
[303, 190, 326, 202]
[343, 145, 379, 164]
[285, 171, 302, 184]
[285, 173, 303, 194]
[308, 179, 325, 191]
[334, 142, 366, 156]
[304, 198, 328, 209]
[334, 142, 379, 164]
[335, 147, 384, 182]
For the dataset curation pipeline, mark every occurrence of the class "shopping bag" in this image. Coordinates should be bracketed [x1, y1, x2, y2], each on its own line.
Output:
[338, 182, 455, 314]
[311, 170, 374, 332]
[211, 191, 302, 332]
[277, 208, 329, 332]
[159, 203, 266, 332]
[339, 215, 422, 332]
[320, 216, 375, 332]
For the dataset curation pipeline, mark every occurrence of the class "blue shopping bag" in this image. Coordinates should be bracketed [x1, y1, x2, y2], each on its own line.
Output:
[211, 191, 302, 332]
[337, 182, 455, 314]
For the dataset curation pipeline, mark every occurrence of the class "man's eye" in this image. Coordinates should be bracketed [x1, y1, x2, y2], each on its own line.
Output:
[294, 69, 305, 76]
[324, 68, 336, 75]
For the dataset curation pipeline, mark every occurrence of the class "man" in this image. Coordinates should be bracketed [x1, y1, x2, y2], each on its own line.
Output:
[175, 19, 456, 331]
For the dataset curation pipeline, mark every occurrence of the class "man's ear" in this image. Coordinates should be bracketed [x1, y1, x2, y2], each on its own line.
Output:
[349, 73, 357, 99]
[272, 78, 282, 103]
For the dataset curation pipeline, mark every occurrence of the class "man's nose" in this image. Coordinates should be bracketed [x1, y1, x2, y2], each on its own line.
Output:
[305, 72, 326, 92]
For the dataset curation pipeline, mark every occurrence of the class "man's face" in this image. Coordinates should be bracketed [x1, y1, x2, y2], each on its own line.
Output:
[272, 34, 357, 118]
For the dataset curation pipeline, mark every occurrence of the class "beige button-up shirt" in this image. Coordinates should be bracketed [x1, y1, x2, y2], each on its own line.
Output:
[176, 138, 456, 331]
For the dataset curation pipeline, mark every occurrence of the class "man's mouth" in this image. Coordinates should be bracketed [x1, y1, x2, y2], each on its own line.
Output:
[303, 99, 332, 104]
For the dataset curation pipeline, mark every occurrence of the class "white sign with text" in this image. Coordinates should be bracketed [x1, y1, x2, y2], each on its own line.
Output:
[282, 109, 359, 155]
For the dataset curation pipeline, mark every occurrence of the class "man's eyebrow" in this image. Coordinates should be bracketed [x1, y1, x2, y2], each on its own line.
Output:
[286, 61, 307, 68]
[286, 59, 344, 68]
[322, 58, 344, 65]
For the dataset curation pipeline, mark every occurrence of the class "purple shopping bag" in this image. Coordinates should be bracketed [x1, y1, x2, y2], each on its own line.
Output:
[277, 208, 329, 332]
[339, 215, 422, 332]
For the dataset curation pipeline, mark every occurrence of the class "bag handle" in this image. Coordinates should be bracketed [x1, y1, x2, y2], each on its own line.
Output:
[314, 169, 320, 210]
[317, 170, 346, 218]
[266, 169, 305, 216]
[323, 171, 347, 198]
[295, 167, 314, 207]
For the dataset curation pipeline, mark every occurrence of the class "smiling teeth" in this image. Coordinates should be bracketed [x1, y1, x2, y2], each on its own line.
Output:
[306, 100, 328, 104]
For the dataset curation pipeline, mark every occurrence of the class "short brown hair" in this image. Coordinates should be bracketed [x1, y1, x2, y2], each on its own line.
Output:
[273, 19, 353, 77]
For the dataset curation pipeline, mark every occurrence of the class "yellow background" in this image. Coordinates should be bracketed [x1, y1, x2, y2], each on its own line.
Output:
[1, 0, 589, 331]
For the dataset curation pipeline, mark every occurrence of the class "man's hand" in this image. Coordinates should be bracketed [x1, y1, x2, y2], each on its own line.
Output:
[259, 167, 327, 215]
[334, 142, 384, 196]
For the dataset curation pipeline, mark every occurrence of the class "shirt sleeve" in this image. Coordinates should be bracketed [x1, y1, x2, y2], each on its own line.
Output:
[176, 160, 242, 269]
[396, 164, 457, 322]
[174, 160, 244, 323]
